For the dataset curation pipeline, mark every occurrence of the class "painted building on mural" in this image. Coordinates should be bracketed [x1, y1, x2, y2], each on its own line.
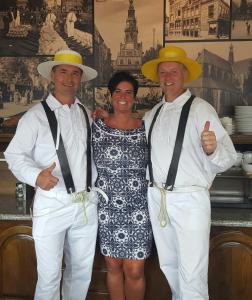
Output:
[166, 0, 229, 39]
[114, 0, 143, 74]
[182, 0, 201, 38]
[43, 0, 84, 12]
[94, 26, 113, 85]
[188, 45, 243, 116]
[233, 57, 252, 105]
[61, 0, 84, 12]
[168, 0, 187, 38]
[201, 0, 229, 38]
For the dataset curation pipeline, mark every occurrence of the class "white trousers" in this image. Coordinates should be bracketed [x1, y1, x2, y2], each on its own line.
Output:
[32, 189, 98, 300]
[148, 187, 211, 300]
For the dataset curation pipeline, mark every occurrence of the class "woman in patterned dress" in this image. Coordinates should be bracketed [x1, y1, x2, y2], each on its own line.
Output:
[92, 72, 152, 300]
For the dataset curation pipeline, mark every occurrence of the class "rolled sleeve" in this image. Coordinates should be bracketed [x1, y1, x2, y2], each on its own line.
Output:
[205, 135, 237, 174]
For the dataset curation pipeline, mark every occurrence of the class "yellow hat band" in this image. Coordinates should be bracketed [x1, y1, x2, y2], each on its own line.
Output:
[54, 53, 83, 65]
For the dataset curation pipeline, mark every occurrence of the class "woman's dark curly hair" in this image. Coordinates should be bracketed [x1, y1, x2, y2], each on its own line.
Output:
[108, 71, 138, 97]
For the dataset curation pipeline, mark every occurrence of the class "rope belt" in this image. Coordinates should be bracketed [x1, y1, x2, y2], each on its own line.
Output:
[31, 187, 108, 224]
[152, 183, 207, 227]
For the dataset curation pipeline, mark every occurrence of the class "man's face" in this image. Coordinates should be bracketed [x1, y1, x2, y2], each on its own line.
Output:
[51, 64, 82, 98]
[157, 61, 188, 101]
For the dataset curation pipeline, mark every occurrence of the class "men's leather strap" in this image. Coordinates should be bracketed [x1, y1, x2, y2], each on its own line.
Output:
[41, 101, 91, 194]
[78, 103, 92, 191]
[148, 95, 195, 190]
[147, 104, 163, 187]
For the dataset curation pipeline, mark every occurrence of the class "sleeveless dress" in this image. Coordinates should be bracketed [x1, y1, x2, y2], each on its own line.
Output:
[92, 119, 152, 259]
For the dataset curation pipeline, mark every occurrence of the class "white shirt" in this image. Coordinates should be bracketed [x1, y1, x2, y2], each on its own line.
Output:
[143, 89, 237, 189]
[4, 94, 96, 192]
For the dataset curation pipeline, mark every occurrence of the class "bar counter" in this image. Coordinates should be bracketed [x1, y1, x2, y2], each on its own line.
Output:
[1, 198, 252, 227]
[1, 198, 252, 300]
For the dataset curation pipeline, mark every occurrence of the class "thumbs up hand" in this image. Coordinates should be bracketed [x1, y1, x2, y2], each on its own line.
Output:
[201, 121, 217, 155]
[36, 162, 59, 190]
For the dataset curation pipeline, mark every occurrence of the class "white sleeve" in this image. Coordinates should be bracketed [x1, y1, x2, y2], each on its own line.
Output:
[4, 112, 42, 187]
[205, 134, 237, 174]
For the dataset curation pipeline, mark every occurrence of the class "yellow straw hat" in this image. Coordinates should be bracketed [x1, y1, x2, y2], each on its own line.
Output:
[141, 45, 202, 83]
[37, 49, 97, 82]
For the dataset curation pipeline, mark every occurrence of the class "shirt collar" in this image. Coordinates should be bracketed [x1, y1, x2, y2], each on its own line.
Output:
[45, 93, 81, 111]
[161, 89, 192, 110]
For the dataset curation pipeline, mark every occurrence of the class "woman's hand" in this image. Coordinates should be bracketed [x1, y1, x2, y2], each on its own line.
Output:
[92, 107, 110, 120]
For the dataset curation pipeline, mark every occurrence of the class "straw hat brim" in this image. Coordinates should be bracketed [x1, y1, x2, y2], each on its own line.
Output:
[141, 56, 202, 83]
[37, 61, 97, 82]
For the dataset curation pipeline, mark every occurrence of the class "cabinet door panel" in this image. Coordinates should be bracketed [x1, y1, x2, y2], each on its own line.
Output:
[0, 225, 37, 298]
[209, 231, 252, 300]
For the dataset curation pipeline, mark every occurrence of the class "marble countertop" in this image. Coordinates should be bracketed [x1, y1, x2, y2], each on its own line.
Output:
[1, 199, 252, 227]
[211, 208, 252, 227]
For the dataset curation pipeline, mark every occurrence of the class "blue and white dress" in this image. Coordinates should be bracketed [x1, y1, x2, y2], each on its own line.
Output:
[92, 119, 152, 259]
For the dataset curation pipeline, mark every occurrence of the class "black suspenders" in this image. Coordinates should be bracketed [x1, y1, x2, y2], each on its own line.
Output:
[78, 103, 92, 191]
[148, 95, 195, 191]
[147, 104, 163, 188]
[41, 101, 91, 194]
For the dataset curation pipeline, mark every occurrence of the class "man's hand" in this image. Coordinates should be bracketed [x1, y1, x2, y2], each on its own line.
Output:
[36, 162, 59, 190]
[92, 107, 109, 120]
[201, 121, 217, 155]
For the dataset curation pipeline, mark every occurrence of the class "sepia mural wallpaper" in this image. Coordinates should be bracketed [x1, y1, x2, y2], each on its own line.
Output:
[0, 0, 252, 134]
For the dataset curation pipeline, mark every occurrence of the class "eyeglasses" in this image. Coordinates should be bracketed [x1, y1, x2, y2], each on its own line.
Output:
[113, 89, 134, 96]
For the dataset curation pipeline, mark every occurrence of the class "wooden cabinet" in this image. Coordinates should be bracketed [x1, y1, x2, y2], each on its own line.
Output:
[0, 221, 36, 300]
[1, 220, 252, 300]
[209, 227, 252, 300]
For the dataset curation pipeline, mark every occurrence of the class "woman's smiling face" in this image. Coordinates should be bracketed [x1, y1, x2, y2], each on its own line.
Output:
[111, 81, 135, 113]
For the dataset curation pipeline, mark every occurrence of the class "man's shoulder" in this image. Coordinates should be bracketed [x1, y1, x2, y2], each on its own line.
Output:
[28, 101, 44, 113]
[192, 96, 216, 113]
[144, 101, 163, 120]
[21, 101, 44, 121]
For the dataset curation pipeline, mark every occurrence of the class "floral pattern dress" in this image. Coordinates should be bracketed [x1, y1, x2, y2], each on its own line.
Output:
[92, 119, 152, 259]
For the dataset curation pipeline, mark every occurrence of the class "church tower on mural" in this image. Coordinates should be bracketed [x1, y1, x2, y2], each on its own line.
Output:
[114, 0, 142, 73]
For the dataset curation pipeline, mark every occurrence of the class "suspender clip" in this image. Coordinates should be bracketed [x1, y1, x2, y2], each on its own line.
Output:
[68, 187, 75, 194]
[149, 181, 154, 187]
[163, 184, 173, 191]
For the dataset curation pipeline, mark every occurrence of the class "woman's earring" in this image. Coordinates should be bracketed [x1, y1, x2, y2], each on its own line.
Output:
[107, 102, 114, 113]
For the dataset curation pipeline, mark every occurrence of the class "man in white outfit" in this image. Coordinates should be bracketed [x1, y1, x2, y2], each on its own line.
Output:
[141, 46, 237, 300]
[4, 49, 98, 299]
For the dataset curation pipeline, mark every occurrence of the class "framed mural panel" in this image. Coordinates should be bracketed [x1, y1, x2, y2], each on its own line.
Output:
[0, 0, 94, 56]
[165, 0, 230, 41]
[164, 40, 252, 116]
[231, 0, 252, 39]
[0, 56, 95, 134]
[94, 0, 163, 86]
